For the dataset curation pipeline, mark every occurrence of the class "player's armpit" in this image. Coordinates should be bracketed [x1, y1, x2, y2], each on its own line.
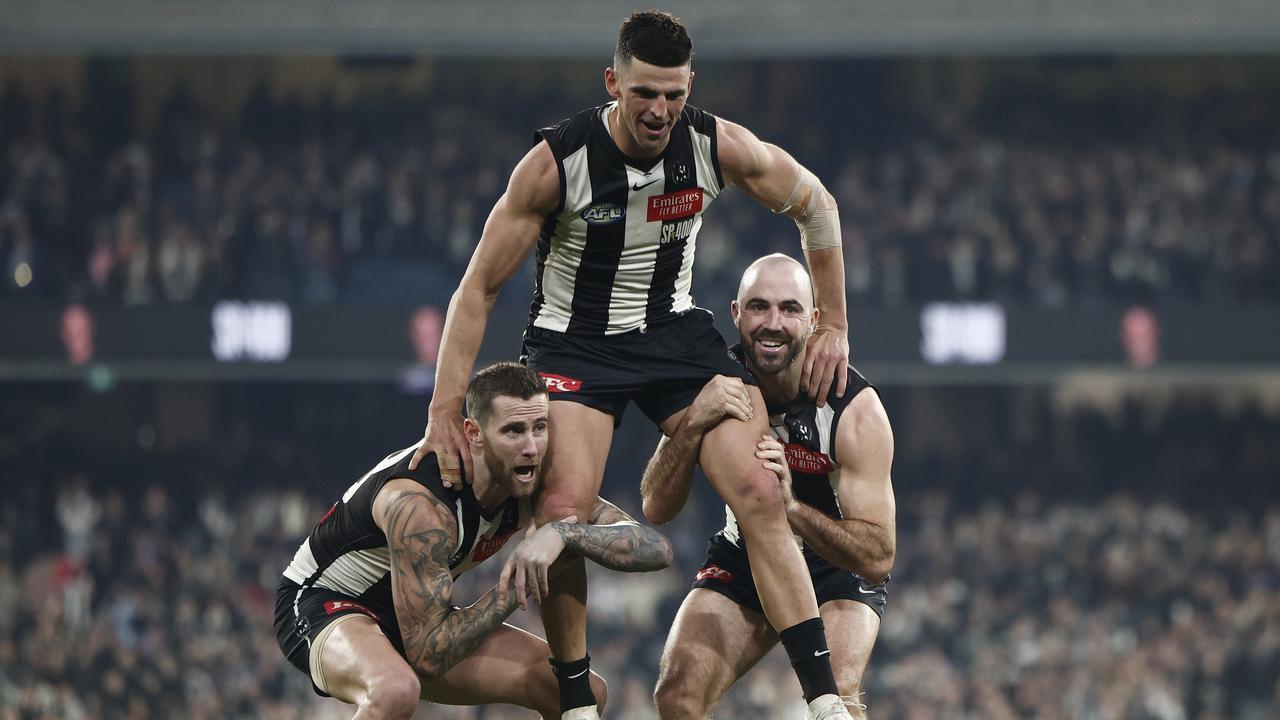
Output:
[373, 479, 518, 680]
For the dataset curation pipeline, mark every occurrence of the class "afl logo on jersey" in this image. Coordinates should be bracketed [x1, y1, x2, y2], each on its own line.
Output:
[580, 203, 625, 225]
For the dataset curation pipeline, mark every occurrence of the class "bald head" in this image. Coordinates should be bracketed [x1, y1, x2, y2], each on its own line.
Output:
[733, 254, 815, 377]
[736, 253, 813, 309]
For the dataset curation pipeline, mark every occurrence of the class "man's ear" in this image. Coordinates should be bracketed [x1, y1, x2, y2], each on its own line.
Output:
[604, 66, 621, 99]
[463, 417, 483, 448]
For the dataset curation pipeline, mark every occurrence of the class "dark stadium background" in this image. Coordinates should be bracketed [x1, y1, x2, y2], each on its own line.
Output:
[2, 2, 1279, 718]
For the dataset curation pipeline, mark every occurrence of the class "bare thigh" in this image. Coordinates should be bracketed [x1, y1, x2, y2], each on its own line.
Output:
[656, 589, 777, 716]
[820, 600, 882, 701]
[538, 400, 615, 520]
[421, 621, 605, 719]
[311, 614, 416, 706]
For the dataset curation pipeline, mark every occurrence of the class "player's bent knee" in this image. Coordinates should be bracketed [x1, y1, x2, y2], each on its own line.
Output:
[363, 668, 420, 719]
[721, 470, 786, 520]
[653, 682, 708, 719]
[653, 668, 711, 719]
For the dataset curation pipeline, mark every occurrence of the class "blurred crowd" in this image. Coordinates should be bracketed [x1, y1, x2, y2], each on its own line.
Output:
[2, 383, 1278, 719]
[2, 59, 1278, 308]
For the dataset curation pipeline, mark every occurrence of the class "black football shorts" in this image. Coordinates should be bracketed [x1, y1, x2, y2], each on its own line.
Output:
[691, 533, 889, 618]
[521, 308, 756, 428]
[274, 579, 405, 697]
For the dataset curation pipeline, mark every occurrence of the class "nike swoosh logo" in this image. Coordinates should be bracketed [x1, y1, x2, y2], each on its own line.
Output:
[566, 668, 590, 679]
[858, 587, 877, 595]
[813, 649, 830, 657]
[631, 178, 661, 192]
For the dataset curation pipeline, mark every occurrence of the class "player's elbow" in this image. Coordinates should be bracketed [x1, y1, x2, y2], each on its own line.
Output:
[833, 527, 894, 581]
[853, 540, 894, 583]
[818, 184, 839, 211]
[623, 525, 675, 571]
[410, 656, 447, 683]
[404, 629, 453, 681]
[641, 495, 678, 526]
[856, 555, 894, 585]
[650, 534, 675, 570]
[454, 273, 501, 308]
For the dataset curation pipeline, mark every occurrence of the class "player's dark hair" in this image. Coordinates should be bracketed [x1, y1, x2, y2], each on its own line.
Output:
[615, 10, 692, 68]
[465, 362, 547, 424]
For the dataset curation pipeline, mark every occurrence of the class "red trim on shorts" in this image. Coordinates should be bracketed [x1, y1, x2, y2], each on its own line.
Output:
[322, 600, 379, 622]
[538, 372, 583, 393]
[695, 564, 734, 583]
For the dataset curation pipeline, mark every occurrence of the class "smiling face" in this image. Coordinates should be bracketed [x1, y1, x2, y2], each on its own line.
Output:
[468, 394, 549, 500]
[732, 256, 816, 379]
[604, 58, 692, 159]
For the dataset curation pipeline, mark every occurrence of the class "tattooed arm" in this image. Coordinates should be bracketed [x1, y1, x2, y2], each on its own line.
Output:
[372, 478, 519, 680]
[502, 496, 673, 608]
[569, 496, 674, 571]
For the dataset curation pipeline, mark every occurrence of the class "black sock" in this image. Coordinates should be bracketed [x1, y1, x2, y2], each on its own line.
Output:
[549, 655, 596, 713]
[779, 618, 838, 702]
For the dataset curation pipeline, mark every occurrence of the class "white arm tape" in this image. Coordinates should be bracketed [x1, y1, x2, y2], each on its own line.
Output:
[799, 206, 842, 251]
[774, 165, 827, 221]
[774, 165, 842, 250]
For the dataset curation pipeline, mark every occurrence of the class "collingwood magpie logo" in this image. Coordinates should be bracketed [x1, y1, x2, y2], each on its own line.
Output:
[791, 418, 813, 443]
[581, 203, 624, 225]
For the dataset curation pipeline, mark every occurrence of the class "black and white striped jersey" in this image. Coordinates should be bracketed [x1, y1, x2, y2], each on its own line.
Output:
[529, 102, 725, 335]
[281, 445, 531, 603]
[719, 359, 875, 563]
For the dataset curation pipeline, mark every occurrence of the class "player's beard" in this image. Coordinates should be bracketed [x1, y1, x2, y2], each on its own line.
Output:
[482, 443, 536, 497]
[744, 329, 804, 376]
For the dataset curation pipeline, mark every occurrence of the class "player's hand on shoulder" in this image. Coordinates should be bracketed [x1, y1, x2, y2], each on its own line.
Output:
[410, 414, 471, 487]
[684, 374, 753, 434]
[499, 515, 577, 610]
[755, 435, 798, 514]
[801, 325, 850, 407]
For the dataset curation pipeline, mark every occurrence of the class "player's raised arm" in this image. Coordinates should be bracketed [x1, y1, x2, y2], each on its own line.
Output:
[756, 391, 896, 582]
[410, 142, 561, 478]
[717, 120, 849, 406]
[639, 374, 753, 524]
[374, 478, 519, 680]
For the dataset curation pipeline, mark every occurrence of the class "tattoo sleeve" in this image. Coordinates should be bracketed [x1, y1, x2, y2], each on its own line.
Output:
[549, 498, 673, 572]
[382, 489, 518, 680]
